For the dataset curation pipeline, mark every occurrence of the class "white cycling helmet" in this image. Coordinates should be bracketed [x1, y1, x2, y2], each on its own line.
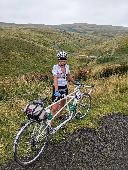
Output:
[57, 51, 67, 60]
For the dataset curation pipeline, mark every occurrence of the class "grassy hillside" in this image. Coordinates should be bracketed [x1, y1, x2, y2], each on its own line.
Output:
[0, 26, 128, 166]
[0, 27, 87, 77]
[0, 27, 128, 77]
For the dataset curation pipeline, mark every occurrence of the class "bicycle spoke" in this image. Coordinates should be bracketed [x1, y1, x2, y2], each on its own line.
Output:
[76, 93, 91, 119]
[14, 121, 48, 166]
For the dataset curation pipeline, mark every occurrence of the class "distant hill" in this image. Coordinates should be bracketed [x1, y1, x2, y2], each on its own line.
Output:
[51, 23, 128, 37]
[1, 22, 128, 37]
[0, 23, 128, 78]
[0, 22, 46, 28]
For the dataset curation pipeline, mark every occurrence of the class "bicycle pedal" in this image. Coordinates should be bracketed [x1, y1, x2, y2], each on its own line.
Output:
[58, 115, 67, 121]
[48, 127, 56, 134]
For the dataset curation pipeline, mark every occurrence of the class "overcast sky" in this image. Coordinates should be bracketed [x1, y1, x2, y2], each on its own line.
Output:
[0, 0, 128, 27]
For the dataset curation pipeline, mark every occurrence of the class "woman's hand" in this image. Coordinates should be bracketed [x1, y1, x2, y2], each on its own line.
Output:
[54, 91, 61, 97]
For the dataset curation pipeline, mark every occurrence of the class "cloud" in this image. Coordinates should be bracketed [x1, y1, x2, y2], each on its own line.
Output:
[73, 0, 128, 26]
[0, 0, 128, 26]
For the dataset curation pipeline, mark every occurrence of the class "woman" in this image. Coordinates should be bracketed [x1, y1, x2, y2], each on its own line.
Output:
[51, 50, 76, 119]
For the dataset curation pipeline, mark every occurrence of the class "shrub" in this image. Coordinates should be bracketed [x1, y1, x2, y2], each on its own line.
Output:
[96, 55, 118, 64]
[93, 64, 128, 79]
[0, 86, 9, 101]
[74, 66, 90, 80]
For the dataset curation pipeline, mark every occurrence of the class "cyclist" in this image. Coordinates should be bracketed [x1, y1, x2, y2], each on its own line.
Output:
[51, 50, 77, 119]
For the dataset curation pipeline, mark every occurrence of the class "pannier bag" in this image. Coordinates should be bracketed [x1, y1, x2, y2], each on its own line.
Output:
[24, 99, 47, 121]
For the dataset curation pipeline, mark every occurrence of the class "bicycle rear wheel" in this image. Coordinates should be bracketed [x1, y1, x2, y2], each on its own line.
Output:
[76, 93, 91, 119]
[14, 120, 48, 166]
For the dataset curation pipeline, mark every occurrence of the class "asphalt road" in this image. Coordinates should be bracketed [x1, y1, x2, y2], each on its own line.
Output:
[1, 113, 128, 170]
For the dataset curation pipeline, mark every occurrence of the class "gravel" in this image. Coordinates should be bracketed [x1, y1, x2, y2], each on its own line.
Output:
[1, 113, 128, 170]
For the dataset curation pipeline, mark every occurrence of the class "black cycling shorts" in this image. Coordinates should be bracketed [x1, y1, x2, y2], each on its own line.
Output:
[52, 86, 68, 102]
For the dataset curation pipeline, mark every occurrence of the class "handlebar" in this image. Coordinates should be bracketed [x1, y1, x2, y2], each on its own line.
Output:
[54, 84, 94, 102]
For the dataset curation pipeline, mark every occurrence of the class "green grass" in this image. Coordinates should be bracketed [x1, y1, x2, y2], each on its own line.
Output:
[0, 74, 128, 166]
[0, 27, 128, 166]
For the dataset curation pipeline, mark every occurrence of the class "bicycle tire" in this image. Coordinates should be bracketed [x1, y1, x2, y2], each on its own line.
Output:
[13, 120, 48, 166]
[76, 93, 91, 119]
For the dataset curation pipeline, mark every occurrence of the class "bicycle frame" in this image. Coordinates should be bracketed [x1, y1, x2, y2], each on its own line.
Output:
[13, 84, 94, 166]
[49, 87, 78, 132]
[39, 84, 93, 134]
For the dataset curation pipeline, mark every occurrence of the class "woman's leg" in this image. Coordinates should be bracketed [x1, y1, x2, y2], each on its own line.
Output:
[59, 87, 68, 118]
[51, 102, 59, 116]
[59, 99, 66, 116]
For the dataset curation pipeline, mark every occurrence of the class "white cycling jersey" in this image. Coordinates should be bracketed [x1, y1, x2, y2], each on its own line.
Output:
[52, 64, 70, 86]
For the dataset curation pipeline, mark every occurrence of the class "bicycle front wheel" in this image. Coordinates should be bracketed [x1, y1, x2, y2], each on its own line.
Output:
[14, 120, 48, 166]
[76, 93, 91, 119]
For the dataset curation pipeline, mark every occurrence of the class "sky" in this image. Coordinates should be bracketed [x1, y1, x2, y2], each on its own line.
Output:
[0, 0, 128, 27]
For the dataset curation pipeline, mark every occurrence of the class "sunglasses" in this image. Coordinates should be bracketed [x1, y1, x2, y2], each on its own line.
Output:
[58, 60, 67, 62]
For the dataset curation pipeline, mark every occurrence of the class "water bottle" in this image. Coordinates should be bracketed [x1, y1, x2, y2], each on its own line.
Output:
[69, 103, 76, 112]
[46, 109, 53, 120]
